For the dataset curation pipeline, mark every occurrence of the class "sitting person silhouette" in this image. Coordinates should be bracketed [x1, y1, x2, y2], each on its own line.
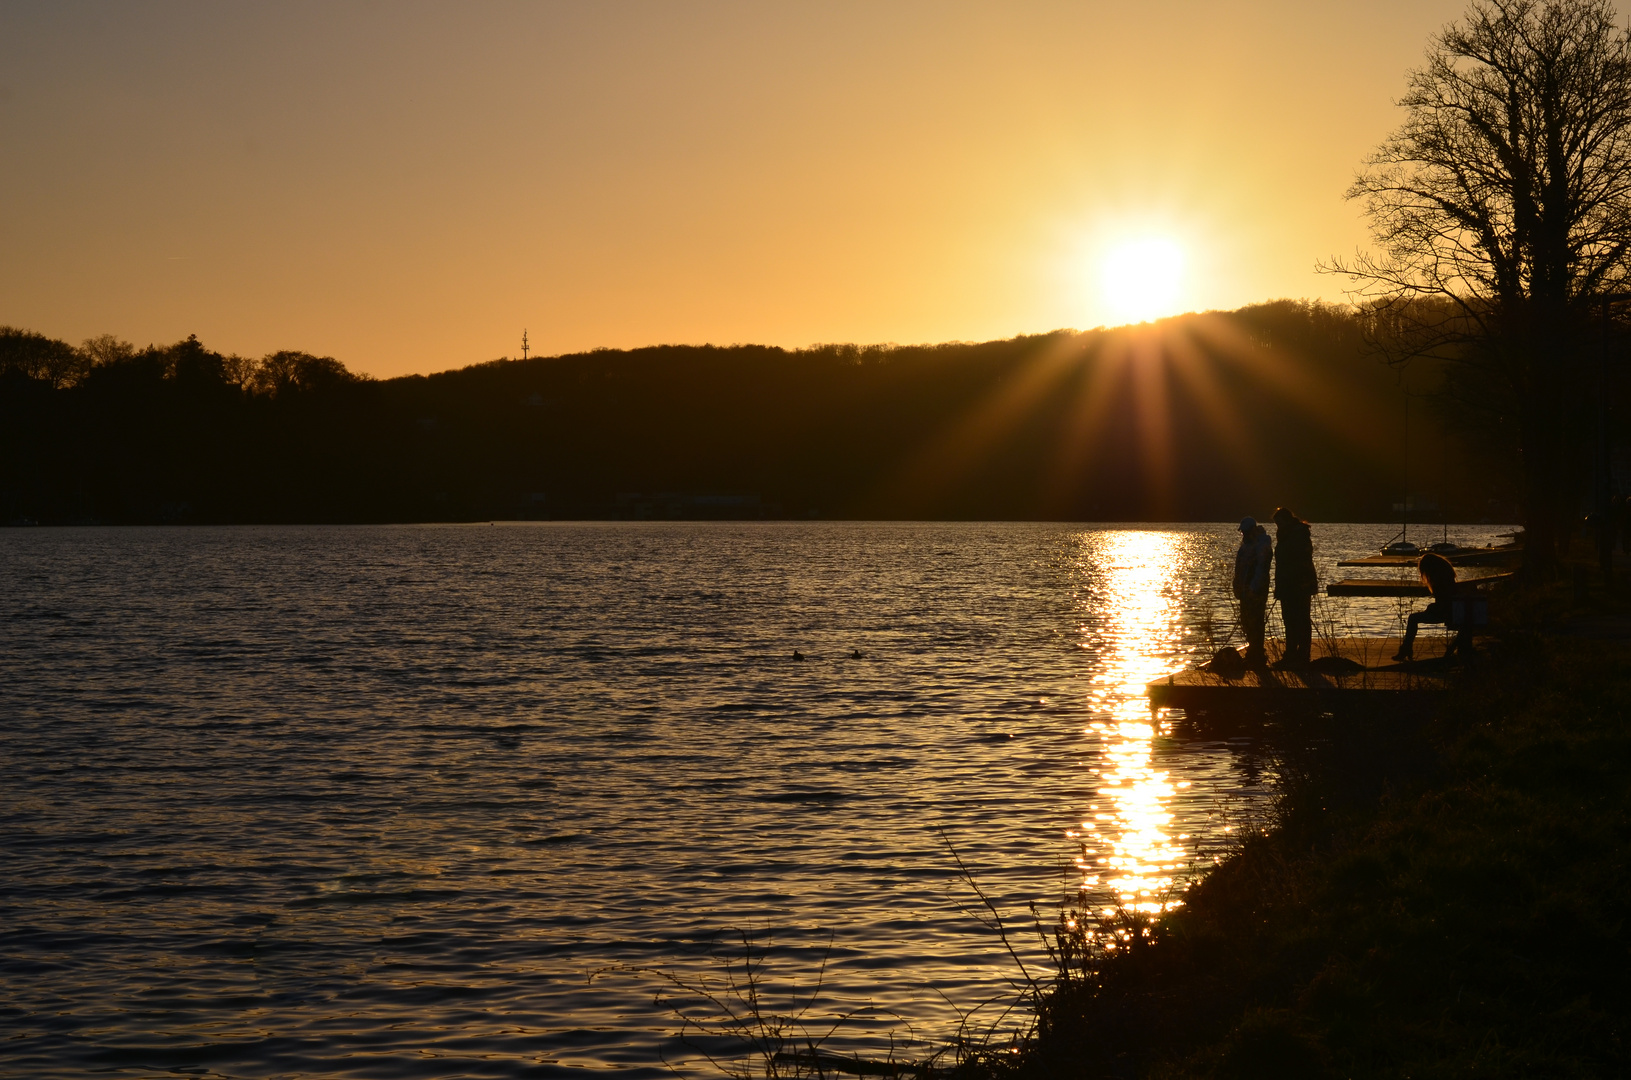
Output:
[1393, 552, 1466, 661]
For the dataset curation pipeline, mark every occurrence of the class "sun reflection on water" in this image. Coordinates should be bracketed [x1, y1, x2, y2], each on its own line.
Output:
[1073, 530, 1187, 914]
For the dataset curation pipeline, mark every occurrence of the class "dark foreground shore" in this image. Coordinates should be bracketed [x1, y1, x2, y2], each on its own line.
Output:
[976, 571, 1631, 1079]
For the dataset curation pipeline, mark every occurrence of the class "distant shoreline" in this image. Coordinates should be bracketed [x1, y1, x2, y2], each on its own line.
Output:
[1, 516, 1519, 529]
[3, 304, 1522, 528]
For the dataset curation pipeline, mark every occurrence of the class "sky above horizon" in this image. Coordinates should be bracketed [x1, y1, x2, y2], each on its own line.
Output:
[0, 0, 1583, 379]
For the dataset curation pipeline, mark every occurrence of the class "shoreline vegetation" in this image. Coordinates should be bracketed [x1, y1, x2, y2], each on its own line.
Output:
[1, 302, 1524, 527]
[941, 563, 1630, 1079]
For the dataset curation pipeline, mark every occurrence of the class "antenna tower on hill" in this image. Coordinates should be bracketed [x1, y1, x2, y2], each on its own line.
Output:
[521, 329, 529, 361]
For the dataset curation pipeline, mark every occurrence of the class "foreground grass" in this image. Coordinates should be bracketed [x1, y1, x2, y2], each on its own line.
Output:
[994, 579, 1631, 1079]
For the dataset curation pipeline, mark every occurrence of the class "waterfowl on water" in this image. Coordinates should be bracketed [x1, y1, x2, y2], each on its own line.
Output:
[793, 650, 805, 661]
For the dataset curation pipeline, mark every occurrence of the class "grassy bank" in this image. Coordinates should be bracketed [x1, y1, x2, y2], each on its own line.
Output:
[989, 574, 1631, 1079]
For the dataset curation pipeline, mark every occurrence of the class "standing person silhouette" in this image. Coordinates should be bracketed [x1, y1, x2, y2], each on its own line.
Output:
[1393, 552, 1464, 661]
[1233, 516, 1273, 666]
[1271, 507, 1317, 669]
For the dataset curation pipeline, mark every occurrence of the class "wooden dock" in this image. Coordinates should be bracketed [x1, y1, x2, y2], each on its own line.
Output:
[1337, 554, 1440, 567]
[1326, 571, 1514, 598]
[1336, 544, 1522, 568]
[1146, 638, 1455, 713]
[1327, 579, 1431, 597]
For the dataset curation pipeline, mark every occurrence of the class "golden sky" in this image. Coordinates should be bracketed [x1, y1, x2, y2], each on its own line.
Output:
[0, 0, 1533, 378]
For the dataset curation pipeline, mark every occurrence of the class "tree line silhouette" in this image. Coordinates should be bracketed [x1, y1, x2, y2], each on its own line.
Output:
[1, 302, 1524, 526]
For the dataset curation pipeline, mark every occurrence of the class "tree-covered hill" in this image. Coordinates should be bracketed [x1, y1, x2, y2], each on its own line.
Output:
[0, 303, 1519, 525]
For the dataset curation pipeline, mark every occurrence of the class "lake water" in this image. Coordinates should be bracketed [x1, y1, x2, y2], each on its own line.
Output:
[0, 521, 1512, 1078]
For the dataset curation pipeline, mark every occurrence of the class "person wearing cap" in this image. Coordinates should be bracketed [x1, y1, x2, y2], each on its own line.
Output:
[1271, 507, 1318, 669]
[1232, 516, 1273, 665]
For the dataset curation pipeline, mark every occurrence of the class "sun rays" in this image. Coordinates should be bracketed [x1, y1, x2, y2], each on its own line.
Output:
[867, 308, 1392, 519]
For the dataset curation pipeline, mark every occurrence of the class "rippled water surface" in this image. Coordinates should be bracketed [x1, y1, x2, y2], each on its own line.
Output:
[0, 522, 1512, 1077]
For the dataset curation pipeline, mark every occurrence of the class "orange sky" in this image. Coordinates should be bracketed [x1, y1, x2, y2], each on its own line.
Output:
[0, 0, 1557, 378]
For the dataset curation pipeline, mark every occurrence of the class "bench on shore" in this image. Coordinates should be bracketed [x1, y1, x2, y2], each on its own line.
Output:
[1325, 572, 1512, 634]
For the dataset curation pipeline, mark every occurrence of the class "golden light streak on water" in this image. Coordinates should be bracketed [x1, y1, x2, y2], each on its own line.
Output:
[1078, 530, 1187, 915]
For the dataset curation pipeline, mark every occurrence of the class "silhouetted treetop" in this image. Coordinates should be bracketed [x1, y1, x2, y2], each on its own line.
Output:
[253, 351, 366, 398]
[0, 328, 365, 399]
[0, 326, 86, 389]
[1342, 0, 1631, 315]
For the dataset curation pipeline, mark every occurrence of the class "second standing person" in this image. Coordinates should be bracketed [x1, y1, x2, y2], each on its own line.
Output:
[1271, 507, 1317, 669]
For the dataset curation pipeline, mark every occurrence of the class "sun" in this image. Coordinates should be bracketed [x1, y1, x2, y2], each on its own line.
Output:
[1099, 237, 1186, 324]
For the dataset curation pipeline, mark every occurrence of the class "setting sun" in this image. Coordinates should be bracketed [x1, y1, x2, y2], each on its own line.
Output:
[1100, 237, 1187, 324]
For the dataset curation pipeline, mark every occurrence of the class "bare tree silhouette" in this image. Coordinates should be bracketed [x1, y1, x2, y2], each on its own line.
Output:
[1329, 0, 1631, 573]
